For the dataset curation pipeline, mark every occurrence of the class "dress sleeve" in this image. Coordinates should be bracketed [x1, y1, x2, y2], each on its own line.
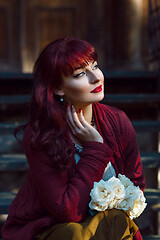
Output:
[118, 111, 146, 191]
[23, 126, 113, 223]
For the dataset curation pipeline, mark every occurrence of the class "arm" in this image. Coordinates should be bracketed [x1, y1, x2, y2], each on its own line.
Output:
[23, 126, 112, 223]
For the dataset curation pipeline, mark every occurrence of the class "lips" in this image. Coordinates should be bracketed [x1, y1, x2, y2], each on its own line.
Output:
[90, 85, 102, 93]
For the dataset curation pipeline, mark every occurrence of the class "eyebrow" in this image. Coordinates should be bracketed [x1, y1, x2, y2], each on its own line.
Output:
[73, 65, 86, 72]
[73, 61, 96, 71]
[74, 66, 83, 70]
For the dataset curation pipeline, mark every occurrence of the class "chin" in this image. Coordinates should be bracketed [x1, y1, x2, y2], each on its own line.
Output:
[91, 94, 104, 104]
[96, 92, 104, 101]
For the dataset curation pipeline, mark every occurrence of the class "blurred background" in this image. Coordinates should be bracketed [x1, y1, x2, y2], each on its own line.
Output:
[0, 0, 159, 72]
[0, 0, 160, 239]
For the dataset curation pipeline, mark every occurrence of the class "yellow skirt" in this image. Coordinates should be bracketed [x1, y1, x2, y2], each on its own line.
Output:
[35, 209, 138, 240]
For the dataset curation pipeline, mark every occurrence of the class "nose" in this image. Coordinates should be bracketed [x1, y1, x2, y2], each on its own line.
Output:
[90, 72, 100, 84]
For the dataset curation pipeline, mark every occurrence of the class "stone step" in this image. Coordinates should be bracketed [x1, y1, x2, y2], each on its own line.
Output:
[141, 152, 160, 168]
[0, 192, 16, 214]
[102, 70, 160, 79]
[0, 235, 160, 239]
[144, 188, 160, 211]
[0, 95, 30, 105]
[143, 236, 160, 239]
[102, 93, 160, 104]
[0, 121, 160, 135]
[0, 93, 160, 106]
[132, 121, 160, 132]
[0, 152, 159, 171]
[0, 154, 28, 171]
[0, 236, 153, 240]
[0, 188, 159, 214]
[0, 121, 159, 156]
[0, 70, 159, 80]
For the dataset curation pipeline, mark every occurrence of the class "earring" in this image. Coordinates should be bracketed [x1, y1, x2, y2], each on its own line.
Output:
[60, 96, 64, 102]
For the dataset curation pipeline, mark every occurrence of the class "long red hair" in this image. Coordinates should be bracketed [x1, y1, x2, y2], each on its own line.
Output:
[29, 37, 98, 169]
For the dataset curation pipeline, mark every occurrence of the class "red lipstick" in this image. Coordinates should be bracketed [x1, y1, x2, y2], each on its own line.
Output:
[90, 85, 102, 93]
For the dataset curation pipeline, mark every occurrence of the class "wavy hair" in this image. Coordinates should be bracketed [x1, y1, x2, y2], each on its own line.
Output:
[28, 37, 98, 169]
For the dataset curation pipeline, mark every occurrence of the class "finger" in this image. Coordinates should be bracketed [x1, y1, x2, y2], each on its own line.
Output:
[66, 116, 76, 135]
[71, 106, 84, 129]
[66, 106, 79, 135]
[67, 105, 84, 135]
[78, 109, 91, 128]
[67, 105, 77, 130]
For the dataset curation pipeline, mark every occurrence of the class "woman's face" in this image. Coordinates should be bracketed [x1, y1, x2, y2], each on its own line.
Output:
[60, 61, 104, 108]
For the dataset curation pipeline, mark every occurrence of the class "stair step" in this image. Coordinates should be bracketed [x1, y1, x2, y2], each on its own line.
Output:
[0, 154, 28, 171]
[0, 236, 155, 240]
[0, 192, 16, 214]
[132, 121, 160, 132]
[141, 152, 160, 168]
[3, 236, 158, 240]
[1, 121, 160, 135]
[0, 152, 159, 171]
[0, 71, 159, 80]
[0, 95, 30, 105]
[144, 188, 160, 211]
[143, 236, 160, 239]
[0, 72, 32, 80]
[0, 122, 24, 134]
[0, 189, 159, 214]
[102, 94, 160, 103]
[103, 70, 160, 79]
[1, 93, 160, 105]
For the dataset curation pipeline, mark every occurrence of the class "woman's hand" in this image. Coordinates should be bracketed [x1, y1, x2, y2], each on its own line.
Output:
[67, 105, 103, 143]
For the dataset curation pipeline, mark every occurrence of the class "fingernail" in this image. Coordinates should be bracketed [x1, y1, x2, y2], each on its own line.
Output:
[79, 109, 82, 113]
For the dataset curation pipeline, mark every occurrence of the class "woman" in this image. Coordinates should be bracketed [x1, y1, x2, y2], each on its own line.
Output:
[2, 37, 146, 240]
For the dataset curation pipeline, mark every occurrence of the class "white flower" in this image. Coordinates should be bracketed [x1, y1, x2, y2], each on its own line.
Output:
[106, 176, 126, 208]
[89, 174, 147, 219]
[89, 179, 115, 211]
[117, 199, 130, 211]
[118, 174, 134, 188]
[117, 188, 138, 212]
[89, 200, 108, 211]
[128, 187, 147, 219]
[108, 176, 125, 200]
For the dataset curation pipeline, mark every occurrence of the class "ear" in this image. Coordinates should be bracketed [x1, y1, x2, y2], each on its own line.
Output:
[54, 89, 64, 97]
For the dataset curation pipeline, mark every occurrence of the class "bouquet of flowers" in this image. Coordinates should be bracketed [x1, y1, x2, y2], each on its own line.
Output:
[89, 174, 147, 219]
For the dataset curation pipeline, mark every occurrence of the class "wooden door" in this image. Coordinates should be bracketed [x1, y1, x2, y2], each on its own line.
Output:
[21, 0, 87, 72]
